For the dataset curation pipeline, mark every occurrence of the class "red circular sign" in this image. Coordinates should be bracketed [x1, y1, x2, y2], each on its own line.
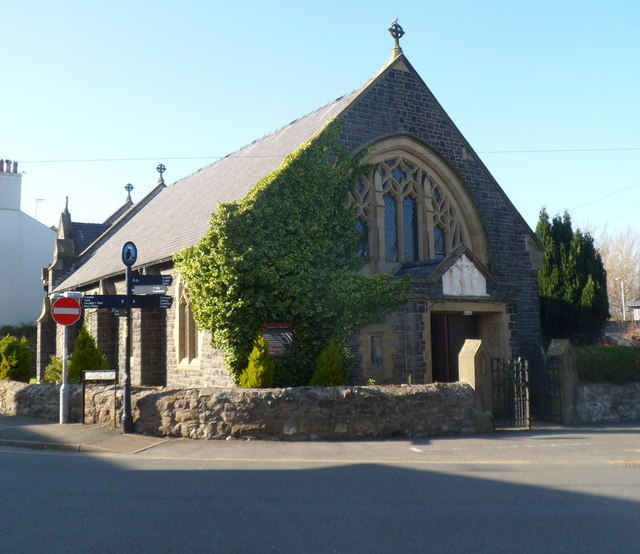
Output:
[51, 297, 82, 326]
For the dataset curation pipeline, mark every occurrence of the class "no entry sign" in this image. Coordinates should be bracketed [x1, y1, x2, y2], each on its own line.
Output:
[51, 296, 82, 326]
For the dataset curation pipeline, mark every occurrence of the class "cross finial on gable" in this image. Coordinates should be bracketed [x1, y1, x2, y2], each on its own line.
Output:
[388, 19, 404, 59]
[125, 182, 134, 202]
[156, 163, 166, 186]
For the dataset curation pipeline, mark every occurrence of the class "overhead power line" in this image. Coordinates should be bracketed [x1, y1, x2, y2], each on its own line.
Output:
[19, 146, 640, 164]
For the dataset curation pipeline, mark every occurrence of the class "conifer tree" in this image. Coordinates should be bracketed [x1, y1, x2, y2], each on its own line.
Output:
[536, 208, 609, 345]
[309, 339, 347, 386]
[240, 334, 275, 388]
[67, 325, 108, 383]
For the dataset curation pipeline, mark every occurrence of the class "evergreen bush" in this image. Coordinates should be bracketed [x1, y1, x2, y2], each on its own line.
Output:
[43, 355, 63, 385]
[576, 345, 640, 384]
[239, 334, 275, 388]
[67, 325, 108, 384]
[0, 335, 33, 382]
[309, 339, 347, 386]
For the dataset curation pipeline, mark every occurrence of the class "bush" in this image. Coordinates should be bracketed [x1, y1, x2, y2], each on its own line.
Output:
[576, 345, 640, 384]
[67, 325, 108, 384]
[0, 335, 33, 382]
[43, 355, 63, 385]
[309, 339, 347, 386]
[240, 335, 275, 388]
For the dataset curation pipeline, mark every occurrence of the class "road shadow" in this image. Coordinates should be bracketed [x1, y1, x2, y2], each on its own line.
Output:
[2, 426, 640, 552]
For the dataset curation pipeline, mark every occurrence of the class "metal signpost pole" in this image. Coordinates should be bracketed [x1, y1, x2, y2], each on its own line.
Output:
[120, 241, 137, 434]
[60, 325, 69, 424]
[122, 262, 133, 434]
[51, 295, 82, 424]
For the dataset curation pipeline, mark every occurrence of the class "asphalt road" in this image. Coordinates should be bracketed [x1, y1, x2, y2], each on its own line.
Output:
[2, 426, 640, 553]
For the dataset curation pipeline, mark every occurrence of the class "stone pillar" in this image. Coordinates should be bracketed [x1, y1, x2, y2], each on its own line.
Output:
[458, 339, 493, 432]
[547, 339, 578, 424]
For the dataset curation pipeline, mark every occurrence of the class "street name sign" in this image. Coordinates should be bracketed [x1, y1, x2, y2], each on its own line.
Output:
[51, 296, 82, 326]
[83, 370, 117, 381]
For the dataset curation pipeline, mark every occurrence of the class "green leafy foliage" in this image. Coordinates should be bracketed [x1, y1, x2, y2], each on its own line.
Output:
[175, 119, 406, 385]
[240, 334, 275, 388]
[577, 346, 640, 383]
[0, 335, 33, 382]
[536, 208, 609, 345]
[67, 325, 108, 384]
[309, 339, 347, 386]
[42, 355, 63, 385]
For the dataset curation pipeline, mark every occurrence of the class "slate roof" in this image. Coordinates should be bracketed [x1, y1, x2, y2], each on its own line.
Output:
[54, 88, 362, 291]
[73, 223, 110, 254]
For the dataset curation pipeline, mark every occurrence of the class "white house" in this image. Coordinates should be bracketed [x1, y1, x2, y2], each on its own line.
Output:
[0, 159, 56, 327]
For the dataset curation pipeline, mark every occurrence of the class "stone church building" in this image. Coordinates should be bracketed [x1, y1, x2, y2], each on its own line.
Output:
[37, 24, 543, 388]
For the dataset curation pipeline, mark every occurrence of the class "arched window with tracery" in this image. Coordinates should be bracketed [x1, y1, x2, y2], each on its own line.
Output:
[351, 144, 478, 270]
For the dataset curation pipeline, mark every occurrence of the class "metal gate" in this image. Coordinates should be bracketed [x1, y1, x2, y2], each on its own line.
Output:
[530, 355, 564, 424]
[491, 358, 531, 429]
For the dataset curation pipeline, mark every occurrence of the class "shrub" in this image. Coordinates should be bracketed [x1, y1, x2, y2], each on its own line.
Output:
[0, 335, 33, 382]
[576, 345, 640, 384]
[309, 339, 347, 386]
[43, 355, 63, 385]
[67, 325, 108, 384]
[240, 335, 275, 388]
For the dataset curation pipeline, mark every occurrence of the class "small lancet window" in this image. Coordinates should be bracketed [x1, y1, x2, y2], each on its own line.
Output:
[384, 194, 398, 262]
[402, 197, 418, 262]
[434, 225, 446, 259]
[371, 336, 383, 368]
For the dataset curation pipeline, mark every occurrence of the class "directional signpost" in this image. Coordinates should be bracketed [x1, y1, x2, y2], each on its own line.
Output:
[80, 242, 173, 434]
[51, 295, 83, 424]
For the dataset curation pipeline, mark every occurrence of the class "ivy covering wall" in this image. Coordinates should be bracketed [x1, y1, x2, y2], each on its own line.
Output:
[175, 120, 406, 386]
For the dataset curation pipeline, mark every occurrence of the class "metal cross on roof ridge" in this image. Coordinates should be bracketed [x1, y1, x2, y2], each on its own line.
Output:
[388, 19, 404, 58]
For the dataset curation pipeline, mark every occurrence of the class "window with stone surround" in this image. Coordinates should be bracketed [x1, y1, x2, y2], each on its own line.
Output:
[175, 279, 199, 367]
[351, 152, 467, 268]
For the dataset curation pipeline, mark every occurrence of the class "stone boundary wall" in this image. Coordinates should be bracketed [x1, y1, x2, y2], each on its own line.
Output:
[0, 381, 479, 440]
[575, 382, 640, 423]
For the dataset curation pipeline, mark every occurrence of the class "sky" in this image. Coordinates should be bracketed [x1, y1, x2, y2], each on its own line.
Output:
[2, 0, 639, 236]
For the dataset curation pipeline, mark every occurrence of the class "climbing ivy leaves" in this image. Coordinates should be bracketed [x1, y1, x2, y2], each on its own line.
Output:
[175, 119, 405, 385]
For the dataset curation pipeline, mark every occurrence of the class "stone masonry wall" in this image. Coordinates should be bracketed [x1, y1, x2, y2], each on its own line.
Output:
[0, 381, 479, 440]
[575, 382, 640, 423]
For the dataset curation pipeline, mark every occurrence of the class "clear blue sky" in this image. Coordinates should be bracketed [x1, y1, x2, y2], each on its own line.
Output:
[3, 0, 639, 236]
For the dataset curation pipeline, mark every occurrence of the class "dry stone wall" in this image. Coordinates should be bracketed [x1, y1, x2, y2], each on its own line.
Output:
[0, 381, 479, 440]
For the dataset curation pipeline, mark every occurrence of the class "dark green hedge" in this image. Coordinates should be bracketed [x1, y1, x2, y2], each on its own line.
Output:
[576, 346, 640, 384]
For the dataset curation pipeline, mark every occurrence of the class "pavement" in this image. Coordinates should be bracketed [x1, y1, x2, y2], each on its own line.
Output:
[2, 413, 640, 463]
[0, 415, 168, 455]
